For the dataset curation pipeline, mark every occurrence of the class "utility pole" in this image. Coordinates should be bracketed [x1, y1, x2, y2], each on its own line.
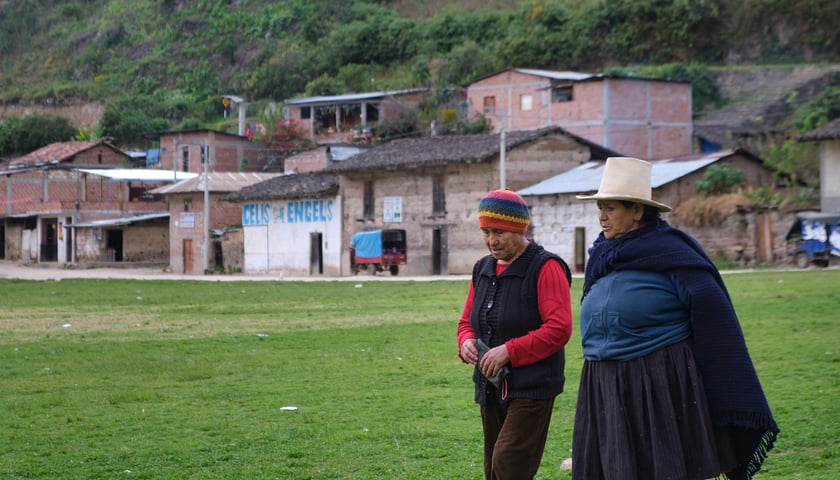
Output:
[491, 108, 506, 189]
[202, 138, 210, 274]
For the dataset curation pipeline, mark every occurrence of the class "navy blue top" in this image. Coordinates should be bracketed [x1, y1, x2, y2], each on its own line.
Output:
[580, 270, 691, 361]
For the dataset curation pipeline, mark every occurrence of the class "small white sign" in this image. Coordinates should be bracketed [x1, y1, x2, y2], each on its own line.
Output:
[383, 196, 402, 223]
[180, 212, 195, 229]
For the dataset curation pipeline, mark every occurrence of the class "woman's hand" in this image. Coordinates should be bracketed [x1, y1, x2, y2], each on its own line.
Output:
[460, 338, 478, 365]
[479, 344, 510, 378]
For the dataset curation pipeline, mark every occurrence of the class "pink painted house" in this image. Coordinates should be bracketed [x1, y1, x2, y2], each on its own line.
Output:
[466, 68, 693, 160]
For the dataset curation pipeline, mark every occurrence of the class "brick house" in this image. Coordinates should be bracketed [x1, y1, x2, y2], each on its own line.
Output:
[324, 127, 619, 276]
[155, 129, 267, 174]
[151, 172, 282, 274]
[0, 140, 183, 263]
[466, 68, 693, 160]
[284, 88, 428, 145]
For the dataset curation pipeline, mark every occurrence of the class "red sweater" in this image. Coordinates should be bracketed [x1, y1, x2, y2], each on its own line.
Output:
[457, 259, 573, 367]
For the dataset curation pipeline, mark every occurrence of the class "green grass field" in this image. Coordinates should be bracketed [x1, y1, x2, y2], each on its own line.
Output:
[1, 270, 837, 479]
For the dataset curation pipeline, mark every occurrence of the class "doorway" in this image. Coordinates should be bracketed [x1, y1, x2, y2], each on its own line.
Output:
[432, 226, 448, 275]
[310, 232, 323, 274]
[64, 217, 72, 262]
[40, 218, 59, 262]
[183, 239, 193, 273]
[574, 227, 586, 273]
[106, 229, 124, 261]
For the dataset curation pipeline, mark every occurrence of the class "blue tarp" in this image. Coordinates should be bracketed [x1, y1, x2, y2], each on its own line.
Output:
[146, 148, 160, 165]
[352, 230, 383, 260]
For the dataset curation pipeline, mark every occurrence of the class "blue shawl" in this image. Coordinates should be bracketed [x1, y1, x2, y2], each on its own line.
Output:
[583, 219, 779, 480]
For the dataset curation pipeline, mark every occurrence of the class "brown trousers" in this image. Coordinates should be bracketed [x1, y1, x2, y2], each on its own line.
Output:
[481, 397, 556, 480]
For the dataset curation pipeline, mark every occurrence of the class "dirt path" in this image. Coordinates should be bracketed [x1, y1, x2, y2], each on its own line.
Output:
[0, 261, 470, 282]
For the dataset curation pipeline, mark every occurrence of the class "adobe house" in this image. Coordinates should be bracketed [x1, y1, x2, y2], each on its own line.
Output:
[284, 88, 428, 145]
[466, 68, 693, 160]
[519, 149, 784, 271]
[0, 141, 181, 263]
[224, 172, 341, 276]
[326, 126, 619, 276]
[799, 117, 840, 212]
[151, 172, 282, 274]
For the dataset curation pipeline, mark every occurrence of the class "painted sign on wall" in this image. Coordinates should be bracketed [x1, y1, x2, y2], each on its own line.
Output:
[242, 199, 334, 226]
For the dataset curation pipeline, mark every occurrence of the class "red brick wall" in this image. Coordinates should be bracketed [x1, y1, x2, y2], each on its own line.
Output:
[166, 192, 243, 274]
[468, 71, 693, 159]
[159, 131, 263, 174]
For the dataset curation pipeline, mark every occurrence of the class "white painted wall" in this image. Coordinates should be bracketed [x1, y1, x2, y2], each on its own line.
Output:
[526, 194, 602, 273]
[242, 196, 342, 276]
[820, 140, 840, 212]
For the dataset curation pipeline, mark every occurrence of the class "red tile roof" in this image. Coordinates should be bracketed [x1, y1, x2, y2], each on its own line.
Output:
[9, 140, 124, 167]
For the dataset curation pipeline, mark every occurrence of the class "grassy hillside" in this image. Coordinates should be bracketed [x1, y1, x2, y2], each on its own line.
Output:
[0, 0, 838, 151]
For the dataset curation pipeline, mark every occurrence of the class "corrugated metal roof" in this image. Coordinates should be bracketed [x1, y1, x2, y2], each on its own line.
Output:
[68, 212, 170, 228]
[78, 168, 198, 182]
[511, 69, 597, 81]
[150, 172, 283, 195]
[284, 88, 428, 106]
[518, 150, 737, 196]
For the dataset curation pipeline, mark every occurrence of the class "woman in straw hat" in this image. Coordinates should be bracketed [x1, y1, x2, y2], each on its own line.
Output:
[457, 189, 573, 479]
[572, 157, 778, 480]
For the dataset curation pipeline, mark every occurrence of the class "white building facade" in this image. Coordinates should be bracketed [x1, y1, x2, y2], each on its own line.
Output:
[241, 195, 343, 276]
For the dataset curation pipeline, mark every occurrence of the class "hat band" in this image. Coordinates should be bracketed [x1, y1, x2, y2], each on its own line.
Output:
[478, 212, 529, 233]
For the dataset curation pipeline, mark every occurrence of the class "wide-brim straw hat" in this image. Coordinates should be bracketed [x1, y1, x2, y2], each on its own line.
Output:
[576, 157, 672, 212]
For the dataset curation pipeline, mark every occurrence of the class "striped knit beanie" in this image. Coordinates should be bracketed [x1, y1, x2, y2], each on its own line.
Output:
[477, 189, 530, 233]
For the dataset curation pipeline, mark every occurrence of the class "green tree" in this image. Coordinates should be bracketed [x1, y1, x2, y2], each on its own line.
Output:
[101, 96, 174, 149]
[15, 114, 77, 155]
[694, 164, 745, 196]
[0, 117, 22, 157]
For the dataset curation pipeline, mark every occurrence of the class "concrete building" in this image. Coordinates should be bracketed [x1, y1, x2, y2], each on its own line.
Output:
[226, 172, 341, 276]
[466, 68, 693, 160]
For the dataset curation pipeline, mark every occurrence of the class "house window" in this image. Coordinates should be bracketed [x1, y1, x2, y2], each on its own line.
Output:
[483, 96, 496, 114]
[433, 174, 446, 216]
[553, 85, 573, 102]
[182, 147, 189, 171]
[520, 94, 533, 111]
[300, 106, 311, 119]
[363, 180, 374, 219]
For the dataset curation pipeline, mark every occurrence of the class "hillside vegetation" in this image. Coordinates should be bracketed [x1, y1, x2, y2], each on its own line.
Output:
[0, 0, 838, 151]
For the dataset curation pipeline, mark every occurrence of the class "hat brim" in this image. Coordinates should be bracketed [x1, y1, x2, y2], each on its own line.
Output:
[576, 193, 672, 213]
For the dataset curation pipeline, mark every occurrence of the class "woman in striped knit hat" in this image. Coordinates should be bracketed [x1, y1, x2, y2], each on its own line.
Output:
[457, 189, 574, 480]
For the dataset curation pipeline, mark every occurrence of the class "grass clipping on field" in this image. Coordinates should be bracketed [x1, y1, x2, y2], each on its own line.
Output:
[671, 193, 748, 228]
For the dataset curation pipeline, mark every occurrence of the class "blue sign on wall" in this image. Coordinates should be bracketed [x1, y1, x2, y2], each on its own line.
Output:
[242, 203, 271, 225]
[286, 199, 333, 223]
[243, 200, 333, 225]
